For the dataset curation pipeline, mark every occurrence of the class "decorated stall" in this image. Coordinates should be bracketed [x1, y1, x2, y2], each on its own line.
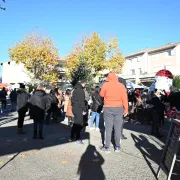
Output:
[155, 69, 173, 93]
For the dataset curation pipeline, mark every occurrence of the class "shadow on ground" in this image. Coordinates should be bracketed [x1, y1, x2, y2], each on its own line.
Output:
[78, 144, 105, 180]
[131, 133, 162, 179]
[0, 119, 107, 179]
[0, 122, 90, 159]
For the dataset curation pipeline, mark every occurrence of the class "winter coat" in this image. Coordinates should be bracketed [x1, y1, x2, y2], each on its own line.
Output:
[168, 90, 180, 111]
[0, 90, 6, 101]
[10, 90, 17, 102]
[48, 93, 58, 112]
[151, 94, 165, 113]
[71, 83, 86, 112]
[84, 88, 90, 102]
[66, 99, 74, 118]
[71, 83, 86, 125]
[2, 89, 7, 97]
[29, 90, 51, 121]
[64, 95, 70, 113]
[91, 92, 103, 113]
[16, 89, 29, 111]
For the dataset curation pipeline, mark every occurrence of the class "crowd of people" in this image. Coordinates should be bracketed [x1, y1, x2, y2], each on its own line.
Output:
[127, 87, 180, 138]
[0, 72, 180, 153]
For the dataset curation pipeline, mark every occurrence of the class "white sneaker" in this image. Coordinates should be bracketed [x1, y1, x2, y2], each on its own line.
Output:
[90, 127, 95, 130]
[96, 128, 100, 131]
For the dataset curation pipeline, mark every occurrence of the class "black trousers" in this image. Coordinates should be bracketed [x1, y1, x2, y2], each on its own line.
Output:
[1, 100, 6, 110]
[34, 119, 43, 131]
[159, 111, 164, 127]
[151, 109, 160, 136]
[18, 108, 27, 129]
[71, 124, 83, 140]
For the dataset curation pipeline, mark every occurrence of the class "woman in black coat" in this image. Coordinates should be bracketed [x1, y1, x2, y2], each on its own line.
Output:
[90, 86, 103, 131]
[70, 81, 86, 145]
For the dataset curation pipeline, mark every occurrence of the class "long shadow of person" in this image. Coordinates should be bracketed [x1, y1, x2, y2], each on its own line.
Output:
[77, 145, 106, 180]
[131, 133, 162, 179]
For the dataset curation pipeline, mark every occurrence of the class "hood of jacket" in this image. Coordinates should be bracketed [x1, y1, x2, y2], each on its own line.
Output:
[106, 73, 118, 82]
[33, 90, 46, 97]
[74, 83, 83, 89]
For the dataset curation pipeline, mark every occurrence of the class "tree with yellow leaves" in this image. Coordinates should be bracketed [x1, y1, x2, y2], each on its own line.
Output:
[66, 32, 125, 82]
[106, 38, 125, 74]
[9, 33, 59, 84]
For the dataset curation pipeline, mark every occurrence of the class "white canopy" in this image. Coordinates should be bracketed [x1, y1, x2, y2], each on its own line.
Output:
[126, 82, 147, 89]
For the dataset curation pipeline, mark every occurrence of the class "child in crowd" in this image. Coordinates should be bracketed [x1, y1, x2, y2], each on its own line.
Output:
[64, 89, 72, 126]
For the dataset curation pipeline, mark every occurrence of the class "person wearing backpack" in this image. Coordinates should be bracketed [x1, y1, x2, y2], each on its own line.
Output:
[90, 86, 103, 131]
[16, 84, 29, 134]
[29, 84, 51, 139]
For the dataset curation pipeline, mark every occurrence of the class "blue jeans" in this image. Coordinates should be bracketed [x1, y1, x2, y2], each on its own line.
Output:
[90, 112, 100, 128]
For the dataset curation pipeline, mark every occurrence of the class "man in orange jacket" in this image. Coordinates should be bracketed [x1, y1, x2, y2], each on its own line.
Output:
[100, 72, 128, 153]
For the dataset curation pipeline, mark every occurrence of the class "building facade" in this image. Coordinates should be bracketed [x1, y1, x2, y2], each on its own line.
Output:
[1, 58, 66, 84]
[121, 42, 180, 83]
[1, 61, 31, 84]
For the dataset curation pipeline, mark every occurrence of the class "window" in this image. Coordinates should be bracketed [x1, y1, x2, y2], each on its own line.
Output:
[130, 69, 135, 75]
[168, 49, 176, 56]
[168, 50, 172, 56]
[138, 68, 142, 75]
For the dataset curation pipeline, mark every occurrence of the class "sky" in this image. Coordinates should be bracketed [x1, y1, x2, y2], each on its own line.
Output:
[1, 0, 180, 64]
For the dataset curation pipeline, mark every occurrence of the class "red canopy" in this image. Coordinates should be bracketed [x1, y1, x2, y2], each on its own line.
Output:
[0, 83, 12, 87]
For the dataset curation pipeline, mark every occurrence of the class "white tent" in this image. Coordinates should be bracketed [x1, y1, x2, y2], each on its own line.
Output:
[126, 82, 147, 89]
[9, 84, 20, 90]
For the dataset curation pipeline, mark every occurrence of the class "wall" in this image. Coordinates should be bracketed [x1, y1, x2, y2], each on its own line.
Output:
[148, 48, 177, 74]
[123, 54, 148, 76]
[122, 45, 180, 79]
[175, 45, 180, 75]
[2, 61, 31, 84]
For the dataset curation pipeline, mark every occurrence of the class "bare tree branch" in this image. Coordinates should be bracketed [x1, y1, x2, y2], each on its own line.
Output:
[0, 0, 6, 10]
